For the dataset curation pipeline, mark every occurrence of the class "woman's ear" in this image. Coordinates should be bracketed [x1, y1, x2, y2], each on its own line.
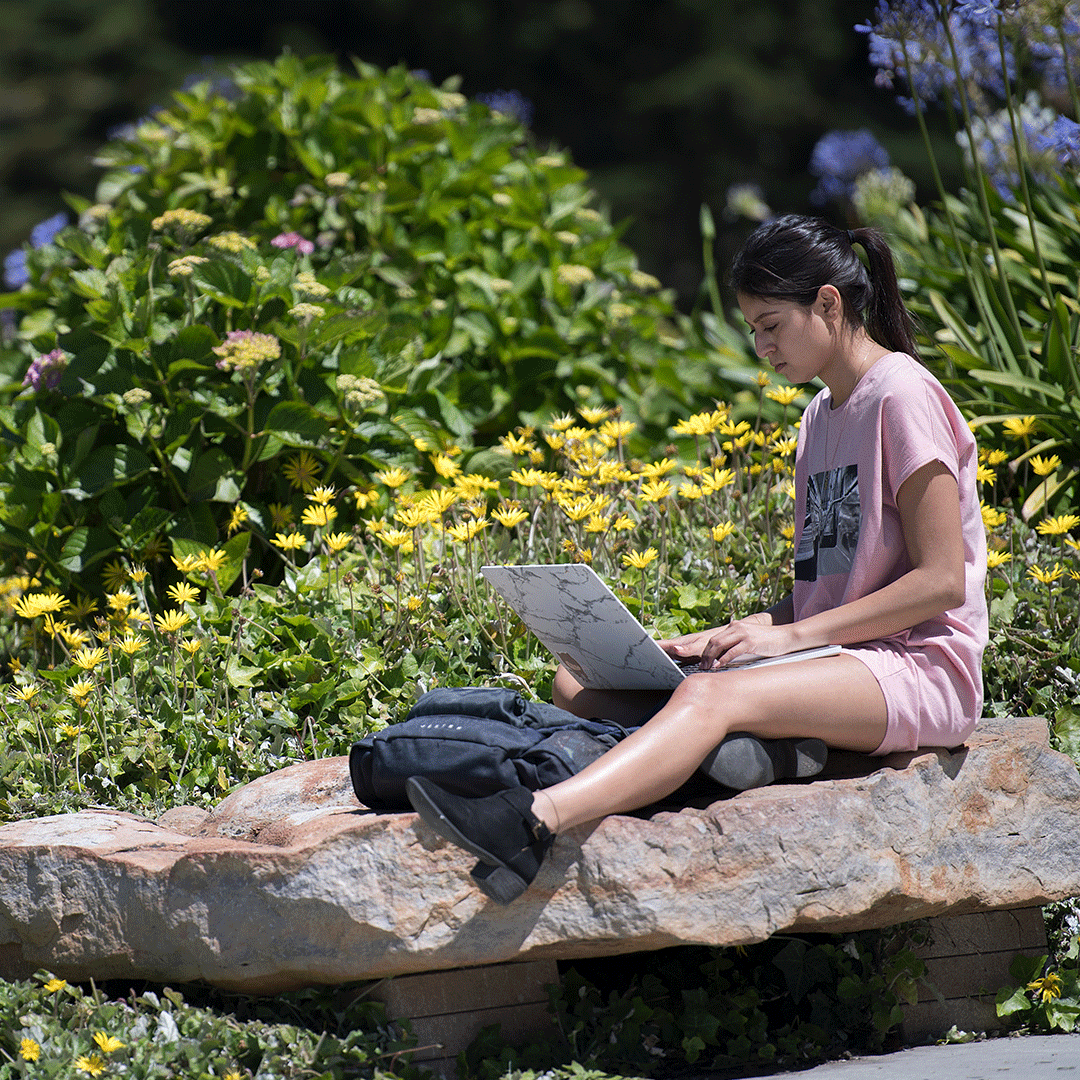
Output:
[815, 284, 843, 326]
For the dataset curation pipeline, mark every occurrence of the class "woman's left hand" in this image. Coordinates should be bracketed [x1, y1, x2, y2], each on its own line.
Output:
[658, 615, 799, 669]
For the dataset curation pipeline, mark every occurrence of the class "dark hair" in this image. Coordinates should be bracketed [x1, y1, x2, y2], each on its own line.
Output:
[728, 214, 920, 360]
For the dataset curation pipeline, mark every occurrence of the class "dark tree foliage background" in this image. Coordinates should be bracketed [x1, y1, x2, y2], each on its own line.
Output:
[0, 0, 962, 307]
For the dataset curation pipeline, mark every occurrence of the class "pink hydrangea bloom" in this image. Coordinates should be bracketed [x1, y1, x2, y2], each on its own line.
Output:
[270, 231, 315, 255]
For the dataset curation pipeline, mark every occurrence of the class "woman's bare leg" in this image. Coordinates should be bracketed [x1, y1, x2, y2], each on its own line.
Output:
[534, 654, 887, 833]
[552, 663, 672, 725]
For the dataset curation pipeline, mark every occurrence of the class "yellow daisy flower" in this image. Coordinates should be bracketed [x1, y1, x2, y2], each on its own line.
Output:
[1036, 514, 1080, 536]
[272, 532, 306, 552]
[74, 1052, 107, 1077]
[1028, 564, 1066, 585]
[622, 548, 659, 569]
[639, 479, 673, 503]
[72, 647, 107, 671]
[492, 505, 529, 527]
[281, 450, 321, 492]
[1002, 415, 1037, 440]
[155, 609, 192, 634]
[196, 548, 228, 573]
[766, 385, 801, 406]
[301, 503, 338, 528]
[93, 1031, 125, 1054]
[167, 582, 200, 605]
[1031, 454, 1062, 477]
[376, 466, 411, 488]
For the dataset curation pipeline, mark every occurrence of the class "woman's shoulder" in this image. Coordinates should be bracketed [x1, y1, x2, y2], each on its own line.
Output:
[865, 352, 956, 407]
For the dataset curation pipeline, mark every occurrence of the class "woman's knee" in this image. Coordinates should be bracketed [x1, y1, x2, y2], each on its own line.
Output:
[552, 664, 586, 713]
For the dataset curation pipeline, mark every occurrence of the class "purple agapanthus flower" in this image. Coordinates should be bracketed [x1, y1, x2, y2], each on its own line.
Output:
[1030, 10, 1080, 95]
[809, 129, 891, 206]
[3, 212, 69, 290]
[1031, 114, 1080, 170]
[30, 213, 68, 248]
[22, 348, 67, 392]
[954, 0, 1007, 27]
[856, 0, 1014, 114]
[475, 90, 534, 127]
[3, 249, 29, 289]
[959, 93, 1079, 198]
[271, 231, 315, 256]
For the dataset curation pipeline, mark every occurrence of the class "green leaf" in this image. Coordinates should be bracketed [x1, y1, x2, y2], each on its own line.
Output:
[262, 401, 332, 445]
[56, 229, 108, 270]
[226, 654, 261, 689]
[1053, 707, 1080, 763]
[191, 261, 253, 309]
[995, 984, 1031, 1017]
[170, 324, 217, 362]
[1009, 952, 1047, 985]
[58, 527, 91, 572]
[1021, 468, 1078, 521]
[74, 444, 152, 494]
[970, 368, 1065, 403]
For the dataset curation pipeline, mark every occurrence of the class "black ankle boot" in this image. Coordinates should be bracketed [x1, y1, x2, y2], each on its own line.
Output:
[406, 777, 554, 904]
[699, 732, 827, 791]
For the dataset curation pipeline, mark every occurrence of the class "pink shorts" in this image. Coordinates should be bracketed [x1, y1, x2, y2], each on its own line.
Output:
[844, 641, 979, 755]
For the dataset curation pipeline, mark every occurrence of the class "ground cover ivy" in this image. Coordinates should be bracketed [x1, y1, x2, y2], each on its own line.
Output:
[0, 972, 418, 1080]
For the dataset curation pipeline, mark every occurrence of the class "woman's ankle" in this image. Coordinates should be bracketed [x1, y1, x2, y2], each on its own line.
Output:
[532, 789, 561, 834]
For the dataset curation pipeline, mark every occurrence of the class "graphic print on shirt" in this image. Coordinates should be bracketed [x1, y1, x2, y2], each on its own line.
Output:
[794, 464, 861, 582]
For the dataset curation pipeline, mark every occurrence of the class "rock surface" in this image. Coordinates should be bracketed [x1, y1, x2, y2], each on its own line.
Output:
[0, 717, 1077, 993]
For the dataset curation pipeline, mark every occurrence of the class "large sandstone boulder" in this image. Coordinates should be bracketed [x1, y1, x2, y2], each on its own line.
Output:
[0, 716, 1076, 993]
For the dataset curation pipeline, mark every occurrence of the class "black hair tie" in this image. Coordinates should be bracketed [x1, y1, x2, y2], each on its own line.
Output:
[846, 229, 857, 246]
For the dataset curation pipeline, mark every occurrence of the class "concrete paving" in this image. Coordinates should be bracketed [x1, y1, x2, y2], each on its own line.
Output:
[769, 1033, 1080, 1078]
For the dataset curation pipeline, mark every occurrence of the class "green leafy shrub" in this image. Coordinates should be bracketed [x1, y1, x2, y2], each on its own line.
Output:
[460, 932, 926, 1079]
[0, 53, 750, 597]
[0, 971, 418, 1080]
[996, 935, 1080, 1034]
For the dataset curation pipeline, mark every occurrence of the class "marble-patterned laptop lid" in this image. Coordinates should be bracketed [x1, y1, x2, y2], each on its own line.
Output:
[481, 563, 685, 690]
[481, 564, 842, 691]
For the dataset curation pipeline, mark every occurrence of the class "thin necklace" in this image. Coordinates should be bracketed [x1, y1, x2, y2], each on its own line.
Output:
[824, 343, 876, 471]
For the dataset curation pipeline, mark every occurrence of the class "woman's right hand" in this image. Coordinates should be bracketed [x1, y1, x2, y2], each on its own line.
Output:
[657, 612, 775, 664]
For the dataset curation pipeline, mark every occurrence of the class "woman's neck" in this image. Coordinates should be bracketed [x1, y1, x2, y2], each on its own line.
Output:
[823, 331, 889, 408]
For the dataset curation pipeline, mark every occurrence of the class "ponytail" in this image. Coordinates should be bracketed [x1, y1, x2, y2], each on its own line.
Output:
[730, 215, 920, 361]
[848, 226, 920, 361]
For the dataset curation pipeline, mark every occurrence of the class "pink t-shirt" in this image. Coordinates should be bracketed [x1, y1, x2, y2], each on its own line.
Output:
[792, 352, 988, 753]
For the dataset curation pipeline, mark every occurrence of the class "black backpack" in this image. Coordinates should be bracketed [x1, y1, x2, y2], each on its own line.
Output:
[348, 686, 637, 811]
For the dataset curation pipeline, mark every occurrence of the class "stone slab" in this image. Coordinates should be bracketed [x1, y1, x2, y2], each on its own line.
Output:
[0, 717, 1077, 992]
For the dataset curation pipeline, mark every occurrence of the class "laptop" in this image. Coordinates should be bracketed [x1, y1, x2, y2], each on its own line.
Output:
[480, 563, 840, 691]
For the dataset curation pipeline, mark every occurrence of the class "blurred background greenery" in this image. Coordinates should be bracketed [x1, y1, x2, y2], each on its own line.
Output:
[0, 0, 963, 309]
